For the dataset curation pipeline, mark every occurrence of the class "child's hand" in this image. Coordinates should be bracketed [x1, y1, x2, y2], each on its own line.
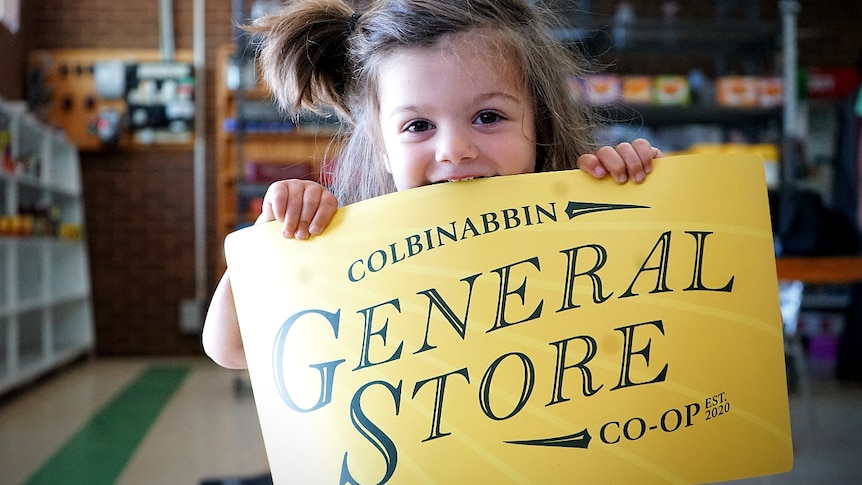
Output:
[577, 138, 662, 184]
[256, 179, 339, 239]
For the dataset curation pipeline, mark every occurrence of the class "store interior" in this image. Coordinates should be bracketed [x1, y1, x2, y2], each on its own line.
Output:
[1, 0, 862, 483]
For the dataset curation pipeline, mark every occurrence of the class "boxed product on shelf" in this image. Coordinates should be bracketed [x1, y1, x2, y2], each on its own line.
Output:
[653, 75, 691, 105]
[583, 75, 622, 105]
[717, 76, 759, 107]
[621, 76, 653, 104]
[758, 77, 784, 107]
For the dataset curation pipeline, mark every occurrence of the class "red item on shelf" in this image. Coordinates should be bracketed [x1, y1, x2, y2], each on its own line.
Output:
[807, 67, 861, 99]
[246, 161, 316, 184]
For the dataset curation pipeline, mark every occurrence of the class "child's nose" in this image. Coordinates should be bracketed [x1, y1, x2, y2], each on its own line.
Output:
[435, 128, 478, 164]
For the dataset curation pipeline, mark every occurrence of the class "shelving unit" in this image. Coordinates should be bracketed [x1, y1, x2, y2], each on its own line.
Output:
[590, 18, 778, 69]
[600, 104, 783, 127]
[214, 45, 341, 275]
[573, 2, 799, 165]
[0, 99, 93, 396]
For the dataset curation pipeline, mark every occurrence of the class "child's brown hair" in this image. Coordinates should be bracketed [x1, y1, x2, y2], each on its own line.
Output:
[249, 0, 597, 205]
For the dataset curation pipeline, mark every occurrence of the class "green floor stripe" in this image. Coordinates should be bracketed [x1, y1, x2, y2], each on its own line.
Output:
[23, 365, 191, 485]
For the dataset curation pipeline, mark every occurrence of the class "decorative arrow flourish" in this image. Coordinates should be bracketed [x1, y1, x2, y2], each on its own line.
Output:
[565, 201, 650, 220]
[506, 428, 593, 449]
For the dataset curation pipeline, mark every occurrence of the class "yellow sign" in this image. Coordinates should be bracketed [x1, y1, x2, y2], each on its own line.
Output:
[225, 154, 793, 484]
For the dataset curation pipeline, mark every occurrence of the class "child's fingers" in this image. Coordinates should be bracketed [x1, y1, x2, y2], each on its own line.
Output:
[631, 138, 660, 174]
[612, 142, 648, 183]
[256, 182, 287, 225]
[256, 201, 276, 225]
[261, 181, 290, 222]
[255, 180, 337, 239]
[281, 182, 310, 238]
[256, 180, 303, 237]
[595, 144, 630, 183]
[579, 140, 661, 184]
[295, 185, 338, 239]
[264, 181, 338, 240]
[576, 153, 608, 179]
[308, 190, 338, 236]
[291, 185, 325, 240]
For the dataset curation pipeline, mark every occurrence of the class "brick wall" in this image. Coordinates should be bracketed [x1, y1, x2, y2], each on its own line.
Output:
[14, 0, 862, 357]
[82, 150, 199, 355]
[0, 24, 25, 100]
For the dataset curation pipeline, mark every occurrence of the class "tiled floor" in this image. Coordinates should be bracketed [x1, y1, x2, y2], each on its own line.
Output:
[0, 358, 268, 485]
[0, 356, 860, 484]
[726, 378, 862, 484]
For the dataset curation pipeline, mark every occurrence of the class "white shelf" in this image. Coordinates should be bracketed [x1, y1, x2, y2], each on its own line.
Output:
[0, 98, 93, 396]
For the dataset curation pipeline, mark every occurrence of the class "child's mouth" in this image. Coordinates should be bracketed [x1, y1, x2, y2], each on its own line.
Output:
[433, 176, 480, 184]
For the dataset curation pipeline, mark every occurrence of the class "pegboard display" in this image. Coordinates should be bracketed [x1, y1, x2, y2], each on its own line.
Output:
[28, 49, 195, 151]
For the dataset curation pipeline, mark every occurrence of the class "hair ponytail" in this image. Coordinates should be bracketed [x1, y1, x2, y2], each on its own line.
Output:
[248, 0, 355, 118]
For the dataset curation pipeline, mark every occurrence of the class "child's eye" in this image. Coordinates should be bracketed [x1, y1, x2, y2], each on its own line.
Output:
[475, 111, 503, 125]
[406, 120, 433, 133]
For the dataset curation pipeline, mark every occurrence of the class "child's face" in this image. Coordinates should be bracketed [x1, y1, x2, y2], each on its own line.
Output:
[376, 34, 536, 191]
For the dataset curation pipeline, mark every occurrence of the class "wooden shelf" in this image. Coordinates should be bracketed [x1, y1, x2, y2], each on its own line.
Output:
[776, 256, 862, 284]
[222, 131, 338, 163]
[28, 48, 196, 152]
[214, 45, 341, 275]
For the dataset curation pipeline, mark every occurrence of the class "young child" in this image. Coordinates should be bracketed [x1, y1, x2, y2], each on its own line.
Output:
[203, 0, 662, 369]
